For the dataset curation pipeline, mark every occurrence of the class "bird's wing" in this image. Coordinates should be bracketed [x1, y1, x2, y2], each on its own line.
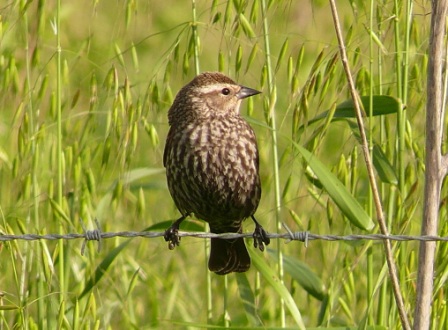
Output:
[163, 128, 174, 168]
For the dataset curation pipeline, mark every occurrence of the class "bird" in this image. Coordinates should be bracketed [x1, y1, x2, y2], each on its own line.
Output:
[163, 71, 270, 275]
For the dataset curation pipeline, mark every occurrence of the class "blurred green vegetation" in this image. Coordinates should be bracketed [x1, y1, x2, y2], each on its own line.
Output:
[0, 0, 443, 329]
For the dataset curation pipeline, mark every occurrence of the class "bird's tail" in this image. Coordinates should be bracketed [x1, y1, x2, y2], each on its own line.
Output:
[208, 228, 250, 275]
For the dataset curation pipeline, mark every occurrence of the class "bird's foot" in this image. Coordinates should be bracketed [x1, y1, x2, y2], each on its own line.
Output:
[164, 225, 180, 250]
[252, 216, 270, 252]
[164, 215, 187, 250]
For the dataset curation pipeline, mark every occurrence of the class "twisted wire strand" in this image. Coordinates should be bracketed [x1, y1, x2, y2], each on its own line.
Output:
[1, 221, 447, 256]
[1, 229, 448, 243]
[1, 228, 448, 257]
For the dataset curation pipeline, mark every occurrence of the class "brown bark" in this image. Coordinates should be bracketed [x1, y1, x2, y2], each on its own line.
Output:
[414, 1, 448, 329]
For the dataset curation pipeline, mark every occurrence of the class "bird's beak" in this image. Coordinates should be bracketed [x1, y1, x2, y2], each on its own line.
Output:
[237, 86, 261, 99]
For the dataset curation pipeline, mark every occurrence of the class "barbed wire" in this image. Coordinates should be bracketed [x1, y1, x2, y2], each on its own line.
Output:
[2, 230, 447, 243]
[1, 221, 448, 255]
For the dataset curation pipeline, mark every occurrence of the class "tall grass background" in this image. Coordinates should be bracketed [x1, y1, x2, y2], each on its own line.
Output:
[0, 0, 440, 328]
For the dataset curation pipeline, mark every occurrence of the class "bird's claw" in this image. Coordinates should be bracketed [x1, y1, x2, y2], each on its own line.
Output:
[164, 226, 181, 250]
[164, 215, 188, 250]
[253, 224, 270, 252]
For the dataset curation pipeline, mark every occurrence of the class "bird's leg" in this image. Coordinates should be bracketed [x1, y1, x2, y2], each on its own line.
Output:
[251, 215, 270, 252]
[164, 215, 188, 250]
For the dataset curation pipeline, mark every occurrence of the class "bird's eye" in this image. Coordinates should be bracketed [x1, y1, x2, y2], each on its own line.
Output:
[221, 88, 231, 95]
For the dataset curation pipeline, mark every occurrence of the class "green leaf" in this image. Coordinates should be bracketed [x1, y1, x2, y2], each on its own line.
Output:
[236, 273, 262, 326]
[336, 95, 401, 117]
[120, 167, 165, 186]
[292, 142, 375, 231]
[0, 305, 20, 310]
[346, 121, 398, 185]
[79, 238, 131, 299]
[307, 95, 402, 126]
[268, 250, 326, 301]
[251, 251, 306, 329]
[372, 144, 398, 185]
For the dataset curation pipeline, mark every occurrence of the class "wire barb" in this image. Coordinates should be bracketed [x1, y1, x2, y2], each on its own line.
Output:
[80, 218, 102, 255]
[282, 223, 309, 247]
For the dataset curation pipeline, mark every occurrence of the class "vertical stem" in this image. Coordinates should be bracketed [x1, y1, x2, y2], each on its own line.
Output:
[367, 2, 374, 324]
[391, 8, 407, 304]
[414, 1, 448, 329]
[442, 36, 448, 141]
[393, 0, 405, 193]
[376, 3, 388, 326]
[22, 0, 43, 326]
[402, 0, 412, 106]
[260, 0, 284, 326]
[223, 275, 230, 327]
[56, 0, 65, 306]
[191, 0, 201, 75]
[367, 247, 374, 325]
[328, 1, 410, 329]
[191, 0, 212, 323]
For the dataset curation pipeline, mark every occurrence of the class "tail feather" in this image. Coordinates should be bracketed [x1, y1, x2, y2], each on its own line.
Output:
[208, 237, 250, 275]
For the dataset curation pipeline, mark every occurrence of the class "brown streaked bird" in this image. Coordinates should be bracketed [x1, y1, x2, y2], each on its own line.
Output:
[163, 71, 270, 275]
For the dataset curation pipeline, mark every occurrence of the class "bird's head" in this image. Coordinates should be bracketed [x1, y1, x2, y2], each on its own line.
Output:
[168, 72, 260, 124]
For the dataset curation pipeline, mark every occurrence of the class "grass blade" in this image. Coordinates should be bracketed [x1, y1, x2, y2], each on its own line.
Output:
[236, 273, 263, 326]
[307, 95, 402, 126]
[268, 249, 327, 301]
[251, 250, 306, 329]
[292, 142, 375, 231]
